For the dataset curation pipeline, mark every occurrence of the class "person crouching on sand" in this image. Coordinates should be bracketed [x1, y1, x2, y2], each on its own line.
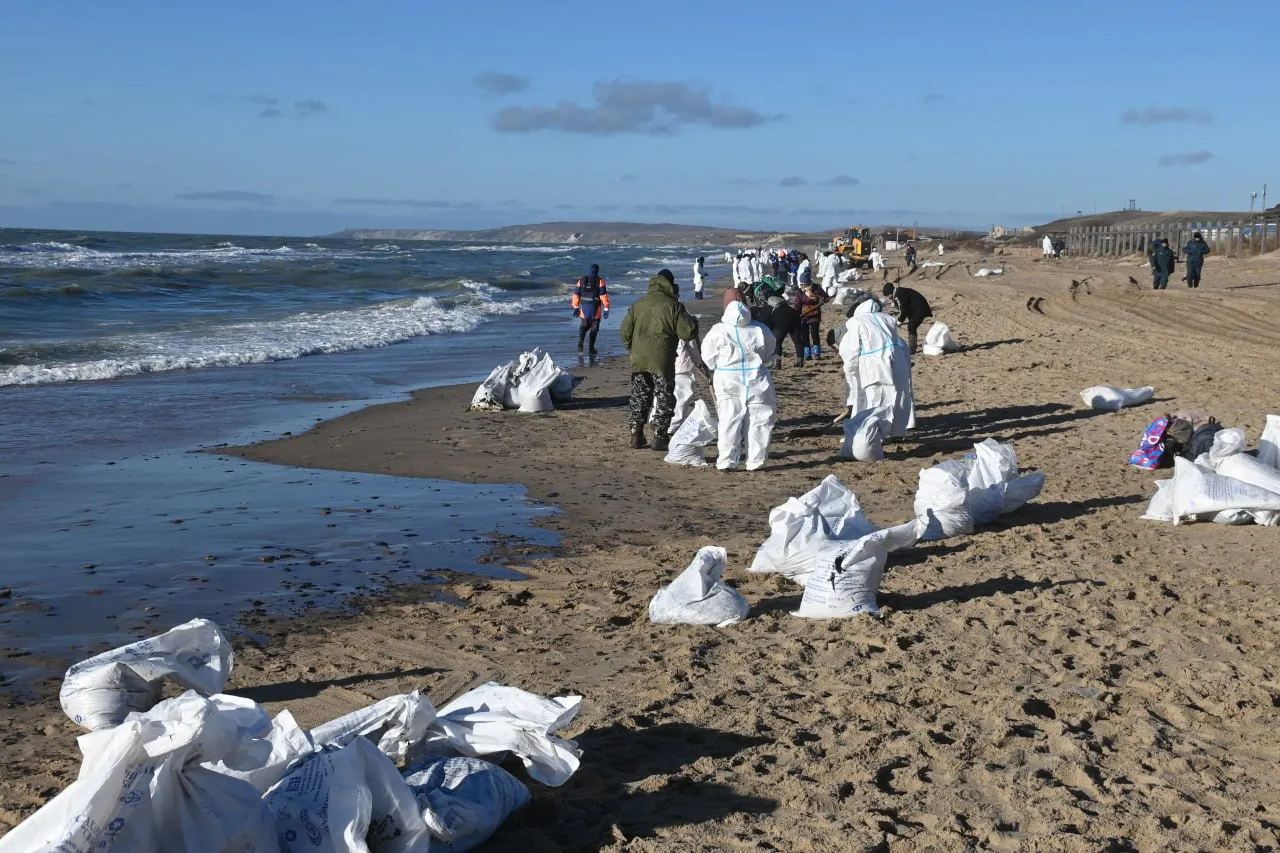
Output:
[701, 300, 778, 471]
[621, 269, 698, 451]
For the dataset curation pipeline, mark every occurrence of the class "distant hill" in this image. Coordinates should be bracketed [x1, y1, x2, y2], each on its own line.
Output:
[329, 221, 814, 247]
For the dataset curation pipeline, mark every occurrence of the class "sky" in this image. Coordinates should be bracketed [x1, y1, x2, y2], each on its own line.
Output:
[1, 0, 1277, 236]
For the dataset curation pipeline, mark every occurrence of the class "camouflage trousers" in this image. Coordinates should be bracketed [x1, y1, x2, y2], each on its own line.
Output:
[630, 372, 674, 436]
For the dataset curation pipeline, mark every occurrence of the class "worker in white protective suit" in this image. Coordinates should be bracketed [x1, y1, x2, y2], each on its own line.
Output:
[868, 249, 885, 271]
[734, 253, 752, 291]
[937, 242, 945, 256]
[692, 256, 707, 299]
[837, 300, 915, 437]
[701, 301, 778, 471]
[1042, 235, 1054, 258]
[819, 251, 841, 297]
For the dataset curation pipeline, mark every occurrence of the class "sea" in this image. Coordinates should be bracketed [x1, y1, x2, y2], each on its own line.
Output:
[0, 228, 721, 691]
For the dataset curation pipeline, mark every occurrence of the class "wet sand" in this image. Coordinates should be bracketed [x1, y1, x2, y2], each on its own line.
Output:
[5, 251, 1280, 850]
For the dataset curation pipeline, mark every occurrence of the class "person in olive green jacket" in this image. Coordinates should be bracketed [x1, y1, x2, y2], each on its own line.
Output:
[621, 269, 699, 450]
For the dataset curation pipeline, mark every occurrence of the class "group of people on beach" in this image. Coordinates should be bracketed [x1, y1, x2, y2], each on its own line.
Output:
[1148, 232, 1211, 290]
[573, 252, 932, 472]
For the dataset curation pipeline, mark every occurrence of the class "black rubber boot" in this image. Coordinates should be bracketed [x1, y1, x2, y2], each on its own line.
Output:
[652, 432, 670, 452]
[630, 426, 647, 450]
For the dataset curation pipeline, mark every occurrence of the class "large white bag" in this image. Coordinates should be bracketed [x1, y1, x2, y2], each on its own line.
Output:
[795, 522, 921, 618]
[0, 692, 278, 853]
[513, 349, 563, 413]
[964, 439, 1046, 525]
[550, 373, 582, 404]
[922, 322, 960, 356]
[839, 406, 890, 461]
[1080, 385, 1155, 411]
[265, 736, 430, 853]
[664, 399, 718, 467]
[1258, 414, 1280, 469]
[1169, 456, 1280, 524]
[60, 618, 235, 730]
[309, 690, 438, 763]
[748, 476, 878, 585]
[914, 461, 974, 541]
[1142, 479, 1175, 522]
[406, 756, 531, 853]
[410, 684, 583, 787]
[648, 546, 750, 627]
[470, 363, 513, 411]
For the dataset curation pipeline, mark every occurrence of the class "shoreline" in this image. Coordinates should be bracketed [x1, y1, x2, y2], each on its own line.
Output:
[6, 252, 1280, 848]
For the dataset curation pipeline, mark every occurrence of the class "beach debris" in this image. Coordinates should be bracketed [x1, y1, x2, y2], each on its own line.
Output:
[838, 406, 890, 462]
[915, 440, 1046, 541]
[648, 546, 749, 627]
[921, 322, 961, 356]
[972, 267, 1004, 277]
[748, 476, 878, 586]
[59, 617, 234, 730]
[795, 521, 921, 619]
[470, 348, 578, 413]
[405, 756, 532, 853]
[1080, 384, 1156, 411]
[3, 692, 282, 853]
[1144, 428, 1280, 526]
[10, 671, 581, 852]
[663, 399, 718, 467]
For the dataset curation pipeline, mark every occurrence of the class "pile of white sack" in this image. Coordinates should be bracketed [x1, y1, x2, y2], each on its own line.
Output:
[10, 619, 582, 853]
[663, 399, 718, 467]
[921, 322, 961, 356]
[914, 439, 1047, 541]
[1080, 384, 1155, 411]
[1143, 418, 1280, 526]
[470, 348, 581, 413]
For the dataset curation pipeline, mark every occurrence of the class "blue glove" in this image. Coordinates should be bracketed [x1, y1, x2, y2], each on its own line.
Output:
[603, 309, 610, 320]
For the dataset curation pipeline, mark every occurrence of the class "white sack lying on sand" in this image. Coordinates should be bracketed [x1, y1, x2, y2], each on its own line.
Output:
[795, 521, 921, 618]
[922, 322, 961, 356]
[749, 476, 878, 585]
[1080, 385, 1155, 411]
[470, 348, 574, 412]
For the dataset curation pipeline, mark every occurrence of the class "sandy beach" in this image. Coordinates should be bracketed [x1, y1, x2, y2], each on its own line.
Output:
[5, 248, 1280, 851]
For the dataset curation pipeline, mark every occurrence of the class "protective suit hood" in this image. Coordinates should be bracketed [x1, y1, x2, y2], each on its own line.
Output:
[854, 299, 882, 315]
[722, 301, 752, 327]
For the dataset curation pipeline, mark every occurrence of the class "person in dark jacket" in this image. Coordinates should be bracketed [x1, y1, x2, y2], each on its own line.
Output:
[572, 264, 611, 354]
[904, 243, 918, 272]
[882, 283, 932, 353]
[752, 295, 803, 368]
[1150, 239, 1176, 290]
[1182, 232, 1211, 288]
[620, 269, 698, 451]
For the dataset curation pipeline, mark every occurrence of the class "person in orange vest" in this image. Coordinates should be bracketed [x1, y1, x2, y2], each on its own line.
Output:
[572, 264, 611, 354]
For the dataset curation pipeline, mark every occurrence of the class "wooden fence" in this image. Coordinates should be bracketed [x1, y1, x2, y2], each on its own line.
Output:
[1066, 216, 1279, 258]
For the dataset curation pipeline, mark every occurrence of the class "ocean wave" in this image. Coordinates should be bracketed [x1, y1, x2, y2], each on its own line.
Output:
[0, 242, 332, 272]
[0, 293, 551, 387]
[445, 244, 583, 254]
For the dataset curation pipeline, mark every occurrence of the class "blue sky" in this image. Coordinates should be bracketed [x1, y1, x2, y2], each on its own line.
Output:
[1, 0, 1276, 236]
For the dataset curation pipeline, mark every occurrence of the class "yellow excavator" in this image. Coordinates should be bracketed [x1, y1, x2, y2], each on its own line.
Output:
[831, 226, 874, 267]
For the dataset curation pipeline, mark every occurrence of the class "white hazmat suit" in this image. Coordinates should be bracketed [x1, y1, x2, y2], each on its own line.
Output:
[869, 250, 885, 271]
[693, 258, 706, 297]
[838, 301, 915, 437]
[1042, 235, 1054, 257]
[701, 301, 778, 471]
[820, 253, 840, 296]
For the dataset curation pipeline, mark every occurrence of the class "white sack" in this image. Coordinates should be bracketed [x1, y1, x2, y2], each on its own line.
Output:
[1142, 479, 1175, 522]
[648, 546, 750, 627]
[1080, 385, 1155, 411]
[973, 268, 1003, 277]
[963, 439, 1046, 525]
[405, 757, 531, 853]
[914, 460, 975, 541]
[411, 684, 583, 787]
[550, 373, 582, 404]
[795, 522, 921, 619]
[838, 406, 890, 461]
[470, 363, 513, 412]
[0, 692, 278, 853]
[1207, 428, 1247, 466]
[265, 736, 430, 853]
[60, 618, 235, 731]
[1169, 456, 1280, 525]
[1258, 414, 1280, 469]
[310, 691, 438, 763]
[922, 322, 961, 356]
[664, 399, 718, 467]
[748, 475, 878, 585]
